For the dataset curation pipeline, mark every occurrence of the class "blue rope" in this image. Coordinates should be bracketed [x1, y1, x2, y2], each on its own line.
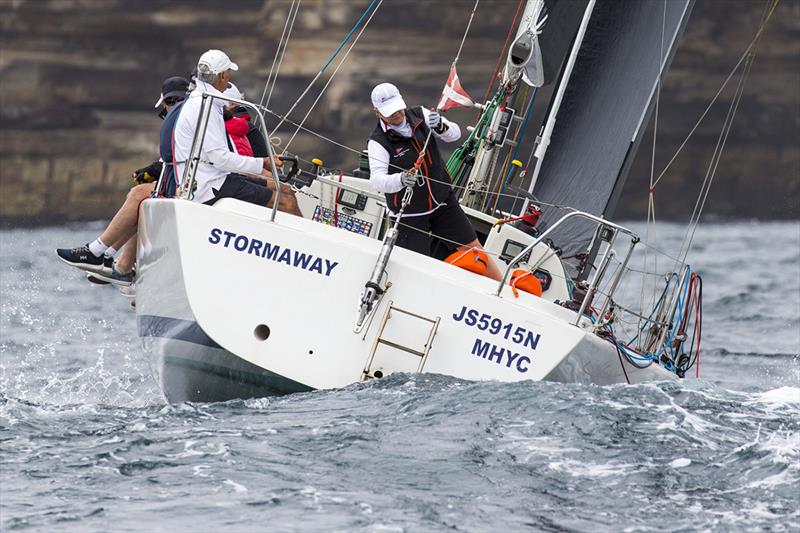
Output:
[610, 266, 694, 371]
[321, 0, 379, 73]
[627, 272, 678, 345]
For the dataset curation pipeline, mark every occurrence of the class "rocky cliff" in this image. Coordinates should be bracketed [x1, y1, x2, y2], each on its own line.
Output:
[0, 0, 797, 226]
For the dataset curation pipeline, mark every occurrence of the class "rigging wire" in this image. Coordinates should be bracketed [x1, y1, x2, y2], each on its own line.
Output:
[677, 40, 757, 268]
[482, 0, 526, 103]
[640, 0, 668, 338]
[259, 0, 300, 109]
[272, 0, 381, 136]
[283, 0, 383, 151]
[258, 104, 693, 267]
[650, 0, 779, 189]
[672, 0, 774, 271]
[452, 0, 480, 67]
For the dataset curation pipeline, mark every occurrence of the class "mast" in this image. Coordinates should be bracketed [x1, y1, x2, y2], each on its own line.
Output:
[461, 0, 546, 212]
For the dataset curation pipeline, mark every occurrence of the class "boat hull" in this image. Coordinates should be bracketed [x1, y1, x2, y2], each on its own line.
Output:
[136, 199, 673, 402]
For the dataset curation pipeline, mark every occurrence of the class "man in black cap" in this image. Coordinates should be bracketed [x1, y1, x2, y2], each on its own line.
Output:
[55, 76, 191, 285]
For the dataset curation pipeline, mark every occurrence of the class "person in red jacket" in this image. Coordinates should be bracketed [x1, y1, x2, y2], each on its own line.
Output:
[223, 84, 254, 156]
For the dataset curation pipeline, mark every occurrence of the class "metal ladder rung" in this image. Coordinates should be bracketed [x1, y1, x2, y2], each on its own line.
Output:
[386, 306, 439, 324]
[362, 301, 441, 380]
[375, 338, 427, 358]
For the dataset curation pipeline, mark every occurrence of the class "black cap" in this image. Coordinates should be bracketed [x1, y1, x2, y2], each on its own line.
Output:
[154, 76, 190, 108]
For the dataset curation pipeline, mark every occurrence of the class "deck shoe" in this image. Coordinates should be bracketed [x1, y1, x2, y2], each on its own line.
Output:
[90, 266, 135, 287]
[102, 256, 114, 275]
[56, 244, 106, 273]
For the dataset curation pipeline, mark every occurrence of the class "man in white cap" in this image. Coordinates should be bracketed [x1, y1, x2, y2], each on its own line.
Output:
[173, 49, 300, 214]
[366, 82, 501, 280]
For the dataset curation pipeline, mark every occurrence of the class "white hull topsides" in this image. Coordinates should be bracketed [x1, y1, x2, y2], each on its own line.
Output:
[136, 175, 673, 402]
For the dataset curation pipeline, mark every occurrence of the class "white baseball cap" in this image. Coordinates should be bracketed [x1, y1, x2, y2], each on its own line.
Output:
[371, 83, 406, 117]
[197, 49, 239, 76]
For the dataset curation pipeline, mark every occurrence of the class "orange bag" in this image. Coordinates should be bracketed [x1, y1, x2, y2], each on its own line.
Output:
[510, 269, 543, 297]
[445, 249, 489, 275]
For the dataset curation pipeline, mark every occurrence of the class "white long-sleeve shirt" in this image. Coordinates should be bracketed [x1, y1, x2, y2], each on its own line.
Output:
[173, 80, 263, 203]
[367, 107, 461, 196]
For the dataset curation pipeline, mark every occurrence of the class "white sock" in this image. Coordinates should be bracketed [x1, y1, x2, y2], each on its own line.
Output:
[104, 246, 118, 259]
[88, 238, 108, 258]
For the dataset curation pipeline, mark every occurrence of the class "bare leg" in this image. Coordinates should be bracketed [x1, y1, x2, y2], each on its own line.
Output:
[265, 181, 302, 217]
[116, 236, 137, 273]
[459, 239, 503, 281]
[98, 183, 154, 246]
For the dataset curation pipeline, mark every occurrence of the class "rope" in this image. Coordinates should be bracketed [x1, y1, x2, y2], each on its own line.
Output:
[650, 0, 779, 189]
[641, 0, 667, 340]
[491, 86, 538, 213]
[676, 32, 757, 269]
[272, 0, 380, 135]
[671, 0, 774, 273]
[259, 0, 300, 109]
[283, 0, 383, 151]
[483, 0, 526, 103]
[257, 105, 686, 275]
[453, 0, 480, 67]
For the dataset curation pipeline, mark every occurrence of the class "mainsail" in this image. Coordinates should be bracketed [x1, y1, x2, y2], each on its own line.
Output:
[529, 0, 694, 257]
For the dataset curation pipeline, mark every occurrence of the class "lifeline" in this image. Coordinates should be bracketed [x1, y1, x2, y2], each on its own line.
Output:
[208, 227, 339, 277]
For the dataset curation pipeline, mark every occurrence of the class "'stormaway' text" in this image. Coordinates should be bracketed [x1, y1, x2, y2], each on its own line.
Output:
[208, 228, 338, 277]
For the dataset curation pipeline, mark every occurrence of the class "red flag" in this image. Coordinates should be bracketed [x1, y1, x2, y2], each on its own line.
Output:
[437, 64, 475, 111]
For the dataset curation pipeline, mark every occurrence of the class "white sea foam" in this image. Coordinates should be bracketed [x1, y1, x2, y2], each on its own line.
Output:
[669, 457, 692, 468]
[754, 386, 800, 406]
[223, 479, 248, 493]
[548, 459, 631, 478]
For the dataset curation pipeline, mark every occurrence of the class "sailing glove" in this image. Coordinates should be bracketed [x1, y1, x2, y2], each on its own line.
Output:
[400, 170, 418, 188]
[132, 160, 163, 184]
[427, 111, 445, 133]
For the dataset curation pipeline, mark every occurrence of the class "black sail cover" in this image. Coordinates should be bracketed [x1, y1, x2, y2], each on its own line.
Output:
[530, 0, 694, 257]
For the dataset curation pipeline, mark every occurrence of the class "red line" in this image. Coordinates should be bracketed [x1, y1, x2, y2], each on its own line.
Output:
[482, 0, 526, 103]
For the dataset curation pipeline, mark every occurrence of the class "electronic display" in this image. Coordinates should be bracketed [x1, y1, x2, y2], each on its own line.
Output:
[500, 239, 531, 263]
[337, 188, 368, 210]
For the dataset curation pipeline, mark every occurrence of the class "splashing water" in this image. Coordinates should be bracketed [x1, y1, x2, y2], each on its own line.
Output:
[1, 222, 798, 531]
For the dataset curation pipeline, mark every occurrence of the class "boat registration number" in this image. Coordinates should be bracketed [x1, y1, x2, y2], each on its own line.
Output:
[452, 305, 541, 350]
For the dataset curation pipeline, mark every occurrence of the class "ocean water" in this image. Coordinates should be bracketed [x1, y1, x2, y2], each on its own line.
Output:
[1, 221, 798, 532]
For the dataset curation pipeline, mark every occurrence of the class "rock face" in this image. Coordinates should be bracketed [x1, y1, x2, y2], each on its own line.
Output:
[0, 0, 797, 226]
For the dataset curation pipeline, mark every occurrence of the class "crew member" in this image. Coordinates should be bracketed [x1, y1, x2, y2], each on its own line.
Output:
[366, 83, 501, 280]
[55, 76, 192, 285]
[173, 49, 300, 215]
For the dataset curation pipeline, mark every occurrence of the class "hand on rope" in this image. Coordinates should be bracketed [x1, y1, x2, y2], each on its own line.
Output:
[426, 111, 446, 133]
[400, 169, 418, 188]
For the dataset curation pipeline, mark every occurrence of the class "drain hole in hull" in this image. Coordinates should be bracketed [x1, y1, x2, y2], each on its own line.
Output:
[254, 324, 271, 341]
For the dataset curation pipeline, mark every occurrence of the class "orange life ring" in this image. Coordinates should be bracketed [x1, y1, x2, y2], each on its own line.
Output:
[445, 249, 489, 275]
[510, 269, 543, 297]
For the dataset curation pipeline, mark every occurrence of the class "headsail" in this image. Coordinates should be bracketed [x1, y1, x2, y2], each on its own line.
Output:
[528, 0, 694, 257]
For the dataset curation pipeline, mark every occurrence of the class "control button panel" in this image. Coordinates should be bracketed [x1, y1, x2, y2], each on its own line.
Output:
[312, 205, 373, 236]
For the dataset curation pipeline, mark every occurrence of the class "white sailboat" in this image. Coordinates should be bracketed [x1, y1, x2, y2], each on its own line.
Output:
[135, 0, 722, 402]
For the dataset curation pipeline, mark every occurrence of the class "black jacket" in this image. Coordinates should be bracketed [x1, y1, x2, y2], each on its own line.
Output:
[369, 106, 453, 214]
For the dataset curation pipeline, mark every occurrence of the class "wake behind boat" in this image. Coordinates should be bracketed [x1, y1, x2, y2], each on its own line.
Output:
[132, 0, 771, 402]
